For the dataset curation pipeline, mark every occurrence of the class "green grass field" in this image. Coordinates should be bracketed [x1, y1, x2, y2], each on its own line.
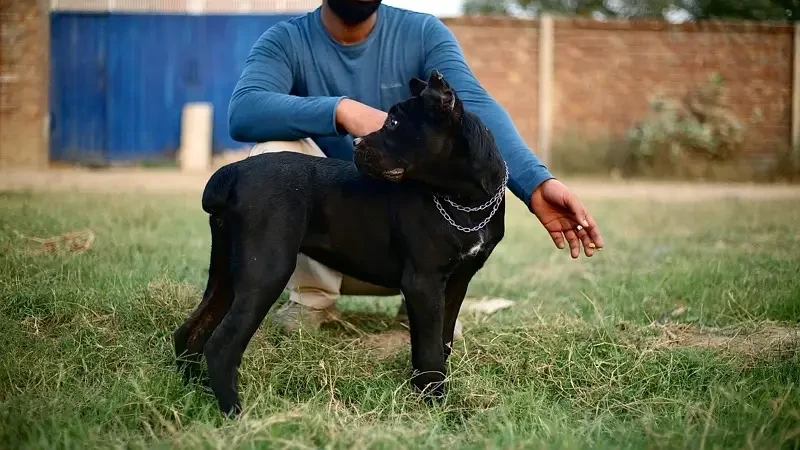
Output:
[1, 189, 799, 449]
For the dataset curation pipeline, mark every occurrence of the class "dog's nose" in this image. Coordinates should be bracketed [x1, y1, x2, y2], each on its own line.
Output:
[353, 137, 363, 146]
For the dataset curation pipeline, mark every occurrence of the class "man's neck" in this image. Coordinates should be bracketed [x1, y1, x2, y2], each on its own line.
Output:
[321, 5, 377, 45]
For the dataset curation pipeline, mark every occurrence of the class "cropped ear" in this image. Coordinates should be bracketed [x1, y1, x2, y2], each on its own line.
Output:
[409, 77, 428, 97]
[427, 69, 451, 93]
[426, 70, 455, 111]
[440, 90, 456, 112]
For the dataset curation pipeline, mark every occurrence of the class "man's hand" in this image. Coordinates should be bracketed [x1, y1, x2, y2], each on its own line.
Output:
[531, 179, 604, 259]
[336, 99, 387, 137]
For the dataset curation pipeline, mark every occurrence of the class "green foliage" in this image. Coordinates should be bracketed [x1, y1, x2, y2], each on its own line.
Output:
[622, 73, 749, 177]
[766, 143, 800, 182]
[550, 129, 621, 175]
[677, 0, 800, 21]
[464, 0, 511, 15]
[549, 73, 785, 182]
[464, 0, 800, 21]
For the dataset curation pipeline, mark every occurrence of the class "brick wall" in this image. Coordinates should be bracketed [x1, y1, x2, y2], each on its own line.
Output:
[0, 0, 49, 168]
[448, 20, 540, 149]
[445, 16, 795, 158]
[0, 8, 793, 168]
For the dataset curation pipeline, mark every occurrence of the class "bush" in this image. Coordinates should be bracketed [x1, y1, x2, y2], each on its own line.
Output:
[549, 130, 620, 177]
[549, 73, 799, 183]
[549, 73, 750, 179]
[621, 73, 752, 178]
[763, 143, 800, 183]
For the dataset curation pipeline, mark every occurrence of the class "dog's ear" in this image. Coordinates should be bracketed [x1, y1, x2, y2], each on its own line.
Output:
[427, 70, 456, 112]
[427, 69, 451, 93]
[440, 91, 456, 112]
[409, 77, 428, 97]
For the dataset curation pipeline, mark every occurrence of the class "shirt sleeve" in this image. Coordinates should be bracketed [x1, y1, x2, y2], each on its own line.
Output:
[421, 17, 554, 209]
[227, 24, 348, 143]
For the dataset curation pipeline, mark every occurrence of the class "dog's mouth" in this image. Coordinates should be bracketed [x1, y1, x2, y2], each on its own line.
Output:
[382, 168, 405, 182]
[353, 142, 406, 182]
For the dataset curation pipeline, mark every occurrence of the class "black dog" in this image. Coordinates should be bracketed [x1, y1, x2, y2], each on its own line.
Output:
[173, 70, 508, 416]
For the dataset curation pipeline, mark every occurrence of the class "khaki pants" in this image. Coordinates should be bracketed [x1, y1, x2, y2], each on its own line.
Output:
[249, 139, 401, 310]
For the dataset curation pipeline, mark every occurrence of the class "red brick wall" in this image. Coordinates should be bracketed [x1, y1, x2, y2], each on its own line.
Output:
[445, 17, 795, 157]
[448, 19, 540, 149]
[0, 0, 49, 168]
[0, 10, 792, 168]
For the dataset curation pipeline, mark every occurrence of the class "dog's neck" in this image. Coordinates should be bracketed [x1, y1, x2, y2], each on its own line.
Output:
[430, 156, 505, 203]
[422, 113, 507, 204]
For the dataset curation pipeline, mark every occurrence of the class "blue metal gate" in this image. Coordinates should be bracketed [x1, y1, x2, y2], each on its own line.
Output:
[50, 12, 300, 163]
[50, 14, 109, 163]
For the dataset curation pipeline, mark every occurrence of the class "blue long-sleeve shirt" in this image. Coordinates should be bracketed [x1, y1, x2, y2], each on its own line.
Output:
[228, 4, 553, 207]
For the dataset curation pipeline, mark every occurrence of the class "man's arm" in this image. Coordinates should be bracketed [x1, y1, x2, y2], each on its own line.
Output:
[421, 17, 554, 209]
[228, 24, 347, 142]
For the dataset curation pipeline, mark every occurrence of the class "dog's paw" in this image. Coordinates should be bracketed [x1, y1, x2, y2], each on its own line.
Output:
[411, 369, 446, 402]
[177, 359, 209, 386]
[219, 399, 243, 419]
[173, 325, 190, 359]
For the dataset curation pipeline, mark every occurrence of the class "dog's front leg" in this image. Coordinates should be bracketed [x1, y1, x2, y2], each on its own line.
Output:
[441, 260, 484, 359]
[401, 273, 447, 400]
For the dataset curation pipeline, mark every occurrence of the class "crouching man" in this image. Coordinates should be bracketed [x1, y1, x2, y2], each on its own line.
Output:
[228, 0, 604, 336]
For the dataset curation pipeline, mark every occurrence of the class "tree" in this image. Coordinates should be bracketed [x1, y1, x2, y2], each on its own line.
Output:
[463, 0, 800, 21]
[463, 0, 679, 19]
[677, 0, 799, 21]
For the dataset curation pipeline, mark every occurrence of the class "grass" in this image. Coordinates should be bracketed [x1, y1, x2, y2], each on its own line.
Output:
[0, 189, 799, 449]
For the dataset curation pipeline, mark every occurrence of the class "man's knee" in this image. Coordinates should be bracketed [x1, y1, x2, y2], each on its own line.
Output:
[286, 254, 342, 309]
[285, 254, 400, 308]
[340, 277, 400, 297]
[249, 138, 326, 158]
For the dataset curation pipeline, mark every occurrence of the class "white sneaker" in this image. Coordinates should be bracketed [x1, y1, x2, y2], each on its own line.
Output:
[453, 319, 464, 340]
[272, 301, 341, 334]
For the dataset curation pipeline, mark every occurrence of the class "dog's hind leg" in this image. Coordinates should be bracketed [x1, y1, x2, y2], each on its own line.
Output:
[203, 227, 300, 417]
[173, 215, 234, 382]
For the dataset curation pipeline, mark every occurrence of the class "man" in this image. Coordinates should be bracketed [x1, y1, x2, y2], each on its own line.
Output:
[228, 0, 604, 336]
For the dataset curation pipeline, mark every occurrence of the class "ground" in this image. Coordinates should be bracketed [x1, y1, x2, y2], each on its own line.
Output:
[1, 170, 799, 449]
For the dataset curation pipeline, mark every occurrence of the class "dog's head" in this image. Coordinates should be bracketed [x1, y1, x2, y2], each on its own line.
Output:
[353, 70, 464, 184]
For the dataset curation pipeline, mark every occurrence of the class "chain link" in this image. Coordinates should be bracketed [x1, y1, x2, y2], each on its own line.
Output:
[440, 163, 509, 212]
[432, 163, 508, 233]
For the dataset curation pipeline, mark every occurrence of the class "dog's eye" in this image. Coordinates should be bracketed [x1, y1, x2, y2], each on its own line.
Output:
[390, 119, 399, 128]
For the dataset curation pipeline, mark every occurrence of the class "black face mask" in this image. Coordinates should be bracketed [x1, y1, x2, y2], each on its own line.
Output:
[327, 0, 382, 26]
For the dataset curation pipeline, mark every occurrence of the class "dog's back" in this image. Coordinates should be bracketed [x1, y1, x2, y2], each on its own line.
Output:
[202, 152, 394, 214]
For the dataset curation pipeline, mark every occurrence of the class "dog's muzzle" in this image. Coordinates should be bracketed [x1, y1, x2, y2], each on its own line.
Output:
[353, 139, 405, 182]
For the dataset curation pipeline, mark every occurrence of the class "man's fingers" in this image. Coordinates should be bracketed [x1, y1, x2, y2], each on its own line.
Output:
[569, 193, 604, 251]
[566, 196, 590, 229]
[563, 229, 581, 259]
[585, 214, 604, 249]
[549, 231, 566, 249]
[576, 228, 595, 257]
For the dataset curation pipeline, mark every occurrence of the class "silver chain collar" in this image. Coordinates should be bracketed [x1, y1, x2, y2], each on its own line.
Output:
[432, 163, 508, 233]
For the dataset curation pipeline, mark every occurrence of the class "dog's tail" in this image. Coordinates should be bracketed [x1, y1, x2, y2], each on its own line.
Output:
[202, 165, 238, 215]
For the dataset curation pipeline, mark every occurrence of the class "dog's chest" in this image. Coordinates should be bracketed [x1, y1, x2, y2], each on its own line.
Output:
[460, 231, 488, 259]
